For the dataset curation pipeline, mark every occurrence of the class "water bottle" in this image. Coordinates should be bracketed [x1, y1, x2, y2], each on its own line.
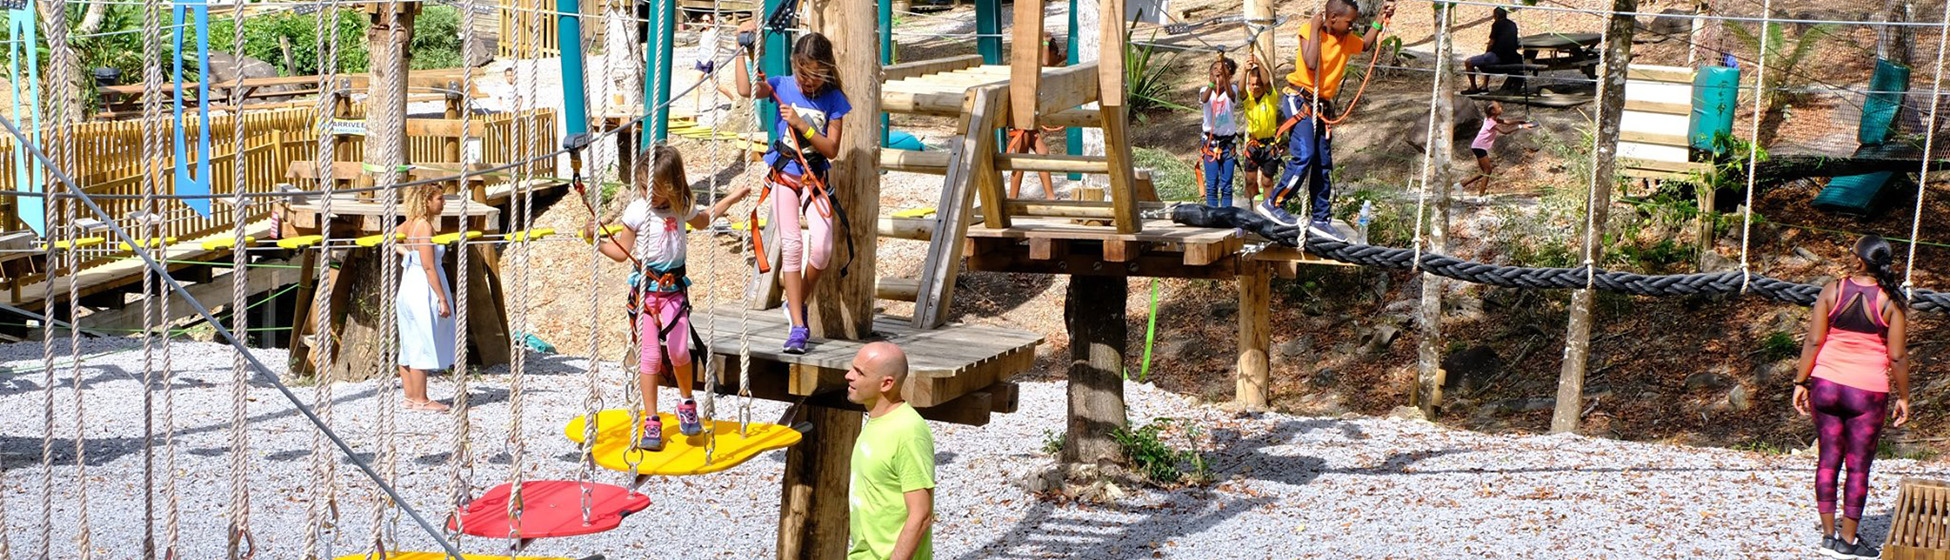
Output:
[1357, 200, 1373, 243]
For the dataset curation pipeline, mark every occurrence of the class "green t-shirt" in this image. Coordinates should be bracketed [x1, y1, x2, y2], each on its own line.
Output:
[848, 402, 936, 560]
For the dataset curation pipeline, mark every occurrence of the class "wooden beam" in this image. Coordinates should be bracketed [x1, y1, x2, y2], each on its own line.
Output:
[876, 276, 919, 301]
[880, 148, 951, 174]
[1003, 200, 1113, 219]
[1011, 0, 1046, 130]
[967, 242, 1238, 280]
[1235, 260, 1271, 409]
[882, 54, 984, 82]
[1034, 63, 1101, 117]
[880, 90, 975, 115]
[776, 404, 861, 560]
[996, 153, 1110, 173]
[1097, 0, 1140, 234]
[1041, 107, 1104, 128]
[404, 117, 490, 138]
[877, 216, 937, 241]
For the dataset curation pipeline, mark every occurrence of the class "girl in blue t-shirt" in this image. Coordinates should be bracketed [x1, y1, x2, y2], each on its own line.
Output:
[735, 23, 850, 354]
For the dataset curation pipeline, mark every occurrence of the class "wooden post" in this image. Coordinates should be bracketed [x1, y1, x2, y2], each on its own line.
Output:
[775, 404, 864, 560]
[1062, 275, 1127, 466]
[1096, 0, 1140, 234]
[1010, 0, 1045, 131]
[1234, 261, 1270, 409]
[1244, 0, 1274, 68]
[1414, 3, 1457, 416]
[443, 80, 464, 166]
[1552, 0, 1635, 434]
[805, 0, 882, 341]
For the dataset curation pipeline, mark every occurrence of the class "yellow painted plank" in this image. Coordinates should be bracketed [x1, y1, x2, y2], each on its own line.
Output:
[276, 235, 324, 249]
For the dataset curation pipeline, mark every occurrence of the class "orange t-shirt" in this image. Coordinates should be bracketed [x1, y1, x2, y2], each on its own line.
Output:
[1286, 22, 1364, 99]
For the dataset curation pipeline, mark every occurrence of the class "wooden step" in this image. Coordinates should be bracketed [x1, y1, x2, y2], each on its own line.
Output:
[878, 216, 937, 241]
[996, 154, 1110, 174]
[876, 276, 920, 301]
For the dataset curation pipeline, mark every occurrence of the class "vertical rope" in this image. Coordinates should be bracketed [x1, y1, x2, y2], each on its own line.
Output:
[504, 8, 545, 550]
[1578, 13, 1615, 288]
[1736, 0, 1773, 293]
[223, 3, 254, 557]
[446, 0, 483, 548]
[699, 7, 732, 462]
[35, 0, 88, 552]
[616, 0, 648, 481]
[302, 0, 348, 556]
[1409, 5, 1453, 269]
[1904, 2, 1950, 294]
[370, 0, 407, 552]
[133, 0, 168, 555]
[577, 0, 606, 523]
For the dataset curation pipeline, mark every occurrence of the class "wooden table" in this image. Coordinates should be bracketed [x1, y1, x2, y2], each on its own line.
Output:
[1520, 32, 1603, 77]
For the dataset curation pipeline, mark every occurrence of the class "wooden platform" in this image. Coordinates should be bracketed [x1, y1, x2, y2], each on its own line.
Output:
[965, 217, 1355, 280]
[10, 219, 277, 308]
[285, 178, 568, 233]
[685, 307, 1042, 426]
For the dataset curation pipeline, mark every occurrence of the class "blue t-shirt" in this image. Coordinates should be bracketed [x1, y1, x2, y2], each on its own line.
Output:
[764, 75, 852, 177]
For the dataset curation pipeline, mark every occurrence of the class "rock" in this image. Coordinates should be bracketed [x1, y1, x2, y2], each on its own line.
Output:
[1642, 8, 1695, 37]
[1359, 325, 1401, 355]
[1447, 296, 1487, 322]
[1727, 384, 1752, 411]
[1332, 341, 1357, 356]
[1209, 301, 1238, 320]
[1311, 368, 1338, 388]
[1382, 299, 1417, 316]
[1440, 345, 1503, 394]
[1685, 371, 1734, 390]
[1793, 247, 1824, 263]
[467, 37, 499, 68]
[1757, 361, 1798, 384]
[1521, 397, 1557, 411]
[1701, 251, 1738, 273]
[1160, 337, 1198, 362]
[1276, 336, 1314, 358]
[1016, 464, 1066, 494]
[1387, 406, 1428, 422]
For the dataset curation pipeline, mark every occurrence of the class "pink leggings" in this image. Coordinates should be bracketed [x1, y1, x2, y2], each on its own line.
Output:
[637, 291, 693, 378]
[770, 176, 833, 274]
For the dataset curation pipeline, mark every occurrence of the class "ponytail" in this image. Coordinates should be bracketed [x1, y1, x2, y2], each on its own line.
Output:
[1854, 235, 1909, 310]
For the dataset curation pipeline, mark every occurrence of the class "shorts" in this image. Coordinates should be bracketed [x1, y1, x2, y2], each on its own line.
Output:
[694, 59, 716, 74]
[1467, 52, 1511, 68]
[1471, 148, 1489, 159]
[637, 290, 693, 378]
[1242, 140, 1282, 178]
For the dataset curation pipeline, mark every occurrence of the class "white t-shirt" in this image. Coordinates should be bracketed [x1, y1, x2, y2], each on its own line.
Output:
[620, 198, 704, 271]
[1201, 85, 1240, 136]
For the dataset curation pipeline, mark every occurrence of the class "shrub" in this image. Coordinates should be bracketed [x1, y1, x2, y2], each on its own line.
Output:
[1112, 418, 1211, 486]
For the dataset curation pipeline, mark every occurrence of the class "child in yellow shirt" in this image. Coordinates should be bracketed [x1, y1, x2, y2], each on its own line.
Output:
[1238, 52, 1281, 209]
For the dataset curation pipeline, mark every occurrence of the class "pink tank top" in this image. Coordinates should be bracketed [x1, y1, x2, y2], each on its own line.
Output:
[1810, 279, 1892, 393]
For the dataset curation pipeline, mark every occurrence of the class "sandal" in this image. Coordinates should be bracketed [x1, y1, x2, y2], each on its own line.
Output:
[405, 399, 451, 413]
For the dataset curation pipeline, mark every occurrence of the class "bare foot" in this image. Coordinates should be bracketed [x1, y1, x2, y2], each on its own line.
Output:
[405, 399, 451, 413]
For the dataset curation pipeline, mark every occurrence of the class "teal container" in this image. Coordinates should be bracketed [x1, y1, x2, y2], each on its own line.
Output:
[1689, 66, 1740, 152]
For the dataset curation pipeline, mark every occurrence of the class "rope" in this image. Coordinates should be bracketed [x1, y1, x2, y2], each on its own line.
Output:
[1577, 15, 1615, 291]
[369, 1, 408, 553]
[1409, 4, 1453, 270]
[33, 0, 83, 547]
[1904, 0, 1950, 296]
[1735, 0, 1773, 293]
[700, 0, 733, 463]
[223, 0, 253, 554]
[133, 0, 165, 552]
[502, 10, 545, 550]
[575, 0, 612, 519]
[446, 0, 482, 548]
[615, 0, 648, 483]
[301, 0, 347, 555]
[1171, 204, 1949, 312]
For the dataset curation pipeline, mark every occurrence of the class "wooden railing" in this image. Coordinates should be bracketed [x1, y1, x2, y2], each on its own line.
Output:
[499, 0, 563, 58]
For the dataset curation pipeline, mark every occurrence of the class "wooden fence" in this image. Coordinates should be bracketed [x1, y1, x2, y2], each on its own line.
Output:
[0, 106, 556, 256]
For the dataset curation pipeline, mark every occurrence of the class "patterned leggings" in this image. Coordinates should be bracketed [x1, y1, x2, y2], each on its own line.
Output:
[1812, 377, 1888, 520]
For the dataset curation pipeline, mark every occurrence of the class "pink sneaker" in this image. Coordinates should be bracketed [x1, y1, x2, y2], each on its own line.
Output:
[635, 416, 664, 452]
[676, 400, 702, 436]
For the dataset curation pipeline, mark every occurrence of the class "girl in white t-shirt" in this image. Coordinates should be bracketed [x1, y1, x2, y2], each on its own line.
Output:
[588, 143, 750, 451]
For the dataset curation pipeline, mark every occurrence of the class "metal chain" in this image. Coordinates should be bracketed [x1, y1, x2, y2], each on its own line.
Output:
[302, 0, 347, 556]
[445, 0, 483, 548]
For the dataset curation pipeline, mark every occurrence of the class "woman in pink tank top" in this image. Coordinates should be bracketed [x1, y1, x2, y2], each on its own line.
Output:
[1790, 235, 1912, 559]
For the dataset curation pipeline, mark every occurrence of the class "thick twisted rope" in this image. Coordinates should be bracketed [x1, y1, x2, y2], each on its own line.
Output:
[224, 1, 253, 557]
[302, 0, 347, 556]
[135, 0, 165, 551]
[446, 0, 483, 548]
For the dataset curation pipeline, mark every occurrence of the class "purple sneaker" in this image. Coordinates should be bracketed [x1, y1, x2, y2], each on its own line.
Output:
[635, 416, 664, 451]
[676, 400, 703, 436]
[782, 326, 810, 354]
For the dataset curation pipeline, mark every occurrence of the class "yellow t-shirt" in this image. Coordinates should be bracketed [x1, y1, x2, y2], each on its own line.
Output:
[1287, 22, 1364, 99]
[1242, 91, 1281, 140]
[848, 403, 936, 560]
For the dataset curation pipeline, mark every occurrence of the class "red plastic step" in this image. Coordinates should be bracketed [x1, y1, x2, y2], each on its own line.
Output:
[448, 480, 650, 539]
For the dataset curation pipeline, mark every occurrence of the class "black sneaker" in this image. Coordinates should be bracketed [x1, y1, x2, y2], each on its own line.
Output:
[1837, 538, 1880, 559]
[1820, 534, 1843, 559]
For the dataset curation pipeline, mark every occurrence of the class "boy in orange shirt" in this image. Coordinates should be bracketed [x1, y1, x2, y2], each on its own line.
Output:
[1255, 0, 1393, 241]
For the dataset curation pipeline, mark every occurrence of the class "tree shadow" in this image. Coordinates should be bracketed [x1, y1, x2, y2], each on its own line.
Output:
[953, 489, 1275, 560]
[0, 434, 145, 471]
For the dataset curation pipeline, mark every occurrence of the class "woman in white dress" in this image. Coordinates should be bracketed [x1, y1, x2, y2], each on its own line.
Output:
[397, 185, 455, 412]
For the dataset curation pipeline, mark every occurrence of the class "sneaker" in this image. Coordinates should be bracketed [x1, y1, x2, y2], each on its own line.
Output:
[635, 416, 665, 452]
[1834, 537, 1880, 559]
[782, 326, 810, 354]
[1307, 219, 1346, 242]
[1254, 200, 1299, 227]
[1820, 534, 1842, 559]
[676, 400, 703, 436]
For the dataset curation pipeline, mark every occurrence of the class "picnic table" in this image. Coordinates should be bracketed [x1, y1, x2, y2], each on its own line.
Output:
[1519, 32, 1603, 78]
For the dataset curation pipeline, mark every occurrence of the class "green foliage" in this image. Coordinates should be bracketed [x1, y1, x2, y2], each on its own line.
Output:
[1732, 440, 1792, 455]
[1124, 27, 1189, 115]
[1131, 146, 1198, 202]
[1040, 430, 1066, 456]
[1727, 22, 1837, 112]
[1111, 418, 1211, 486]
[1760, 331, 1800, 362]
[1879, 441, 1939, 461]
[1339, 188, 1414, 248]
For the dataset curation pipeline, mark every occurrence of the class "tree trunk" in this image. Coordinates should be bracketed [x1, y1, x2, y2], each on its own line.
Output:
[326, 247, 391, 382]
[1415, 2, 1456, 416]
[75, 1, 108, 36]
[806, 0, 882, 341]
[1552, 0, 1634, 435]
[1234, 263, 1270, 409]
[1062, 276, 1127, 466]
[775, 404, 862, 560]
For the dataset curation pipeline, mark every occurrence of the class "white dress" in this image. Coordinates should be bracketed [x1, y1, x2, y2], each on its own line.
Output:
[396, 244, 457, 371]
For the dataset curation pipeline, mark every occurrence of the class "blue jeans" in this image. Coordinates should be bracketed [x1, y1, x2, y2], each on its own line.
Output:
[1202, 137, 1237, 207]
[1273, 92, 1334, 223]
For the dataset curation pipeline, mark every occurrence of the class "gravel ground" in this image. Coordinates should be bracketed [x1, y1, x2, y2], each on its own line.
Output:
[4, 339, 1942, 559]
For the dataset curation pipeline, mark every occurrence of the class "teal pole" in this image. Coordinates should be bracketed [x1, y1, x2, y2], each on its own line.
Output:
[757, 0, 791, 143]
[1066, 0, 1081, 180]
[557, 0, 589, 144]
[976, 0, 1000, 64]
[644, 0, 677, 144]
[880, 0, 892, 146]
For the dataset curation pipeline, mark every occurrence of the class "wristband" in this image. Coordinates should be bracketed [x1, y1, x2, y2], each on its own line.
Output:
[1794, 379, 1812, 388]
[1371, 21, 1384, 31]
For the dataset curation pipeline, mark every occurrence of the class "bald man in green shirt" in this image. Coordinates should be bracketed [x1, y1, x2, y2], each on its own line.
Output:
[845, 342, 936, 560]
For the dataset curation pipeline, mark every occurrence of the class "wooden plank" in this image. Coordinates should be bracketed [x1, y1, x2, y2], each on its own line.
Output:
[967, 241, 1239, 280]
[403, 118, 489, 138]
[1041, 107, 1103, 128]
[1622, 99, 1690, 115]
[11, 220, 276, 308]
[79, 261, 299, 333]
[1619, 129, 1690, 148]
[1626, 65, 1694, 83]
[970, 87, 1013, 227]
[1011, 0, 1046, 130]
[286, 161, 464, 183]
[1103, 239, 1135, 262]
[965, 216, 1230, 243]
[877, 217, 936, 241]
[1028, 237, 1065, 260]
[996, 153, 1110, 173]
[697, 306, 1043, 380]
[465, 244, 513, 366]
[881, 90, 979, 116]
[1035, 63, 1101, 117]
[1004, 200, 1114, 219]
[881, 148, 951, 174]
[882, 54, 984, 82]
